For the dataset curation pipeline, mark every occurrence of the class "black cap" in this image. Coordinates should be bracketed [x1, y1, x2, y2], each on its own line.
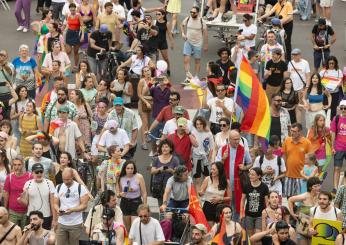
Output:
[32, 163, 44, 172]
[318, 18, 326, 25]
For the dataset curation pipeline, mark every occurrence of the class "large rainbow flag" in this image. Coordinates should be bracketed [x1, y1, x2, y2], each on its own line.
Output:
[235, 56, 271, 140]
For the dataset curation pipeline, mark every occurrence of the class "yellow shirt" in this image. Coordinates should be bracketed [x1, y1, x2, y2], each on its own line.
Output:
[97, 12, 119, 41]
[272, 1, 293, 19]
[283, 136, 312, 178]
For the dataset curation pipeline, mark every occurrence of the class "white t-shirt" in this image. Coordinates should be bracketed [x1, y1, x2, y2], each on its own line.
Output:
[207, 97, 234, 124]
[310, 206, 341, 220]
[239, 24, 257, 48]
[319, 69, 343, 93]
[55, 181, 88, 226]
[112, 3, 126, 19]
[129, 217, 165, 245]
[98, 128, 130, 148]
[127, 7, 145, 22]
[24, 179, 56, 217]
[287, 59, 310, 91]
[253, 155, 286, 195]
[162, 118, 193, 136]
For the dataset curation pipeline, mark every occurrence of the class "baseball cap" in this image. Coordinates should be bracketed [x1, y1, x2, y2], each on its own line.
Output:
[191, 224, 207, 234]
[291, 48, 301, 55]
[339, 100, 346, 107]
[0, 131, 8, 140]
[272, 48, 282, 55]
[113, 97, 124, 106]
[173, 106, 185, 115]
[106, 120, 118, 129]
[271, 18, 281, 26]
[32, 163, 44, 172]
[177, 117, 187, 127]
[99, 24, 109, 33]
[58, 105, 69, 113]
[318, 18, 326, 25]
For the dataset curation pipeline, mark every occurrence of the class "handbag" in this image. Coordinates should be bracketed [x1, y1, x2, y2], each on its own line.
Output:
[296, 215, 310, 237]
[141, 96, 153, 112]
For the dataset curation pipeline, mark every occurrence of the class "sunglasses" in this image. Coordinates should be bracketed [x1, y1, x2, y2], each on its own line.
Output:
[34, 170, 43, 174]
[340, 107, 346, 110]
[220, 124, 228, 127]
[65, 188, 71, 198]
[216, 89, 225, 92]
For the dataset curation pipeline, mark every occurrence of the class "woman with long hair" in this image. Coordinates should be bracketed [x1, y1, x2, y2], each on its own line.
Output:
[75, 60, 97, 89]
[137, 66, 153, 150]
[0, 120, 17, 151]
[206, 61, 224, 97]
[110, 68, 133, 107]
[279, 77, 299, 123]
[199, 162, 231, 227]
[303, 73, 331, 129]
[212, 117, 231, 162]
[117, 160, 147, 233]
[99, 145, 126, 192]
[19, 101, 43, 157]
[69, 89, 92, 147]
[192, 116, 214, 190]
[208, 204, 243, 245]
[307, 114, 331, 171]
[155, 9, 174, 75]
[34, 9, 53, 66]
[95, 80, 114, 107]
[240, 167, 269, 236]
[319, 56, 343, 119]
[80, 74, 97, 109]
[10, 85, 32, 142]
[0, 149, 10, 204]
[151, 139, 179, 205]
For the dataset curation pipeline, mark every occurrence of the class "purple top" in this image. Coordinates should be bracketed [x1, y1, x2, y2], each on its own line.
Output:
[150, 86, 170, 118]
[120, 174, 141, 199]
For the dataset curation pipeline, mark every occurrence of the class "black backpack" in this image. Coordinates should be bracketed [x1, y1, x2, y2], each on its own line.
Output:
[259, 155, 282, 172]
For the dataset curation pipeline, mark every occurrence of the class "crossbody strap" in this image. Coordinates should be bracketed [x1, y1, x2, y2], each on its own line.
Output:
[289, 61, 306, 86]
[0, 224, 17, 244]
[139, 221, 143, 245]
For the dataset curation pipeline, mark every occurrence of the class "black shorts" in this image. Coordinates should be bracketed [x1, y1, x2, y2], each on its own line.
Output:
[157, 40, 168, 50]
[65, 29, 80, 46]
[202, 201, 218, 222]
[193, 159, 209, 178]
[120, 197, 142, 216]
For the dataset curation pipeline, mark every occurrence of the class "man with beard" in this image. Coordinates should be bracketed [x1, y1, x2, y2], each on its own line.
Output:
[44, 87, 77, 133]
[309, 191, 343, 236]
[40, 77, 65, 118]
[185, 224, 208, 245]
[19, 210, 56, 245]
[269, 94, 291, 143]
[52, 105, 89, 160]
[26, 143, 54, 179]
[0, 207, 22, 245]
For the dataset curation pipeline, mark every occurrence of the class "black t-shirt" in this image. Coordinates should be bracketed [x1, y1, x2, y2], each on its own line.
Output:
[261, 236, 297, 245]
[216, 59, 235, 85]
[312, 24, 334, 52]
[270, 116, 281, 139]
[87, 30, 112, 58]
[47, 34, 61, 53]
[137, 26, 159, 54]
[245, 182, 269, 217]
[265, 60, 287, 87]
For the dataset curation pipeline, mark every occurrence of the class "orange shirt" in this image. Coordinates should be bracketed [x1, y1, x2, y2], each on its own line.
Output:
[283, 136, 312, 178]
[272, 1, 293, 19]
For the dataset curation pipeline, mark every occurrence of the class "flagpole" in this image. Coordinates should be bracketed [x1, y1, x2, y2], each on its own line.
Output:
[232, 55, 244, 121]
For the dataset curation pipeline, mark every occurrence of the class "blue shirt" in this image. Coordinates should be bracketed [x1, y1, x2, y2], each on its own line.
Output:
[12, 57, 37, 90]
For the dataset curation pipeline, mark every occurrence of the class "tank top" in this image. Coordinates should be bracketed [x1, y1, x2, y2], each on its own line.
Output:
[67, 14, 81, 31]
[155, 20, 168, 42]
[55, 169, 63, 185]
[129, 55, 149, 75]
[28, 230, 50, 245]
[112, 80, 131, 104]
[120, 174, 141, 199]
[204, 177, 226, 203]
[308, 93, 324, 104]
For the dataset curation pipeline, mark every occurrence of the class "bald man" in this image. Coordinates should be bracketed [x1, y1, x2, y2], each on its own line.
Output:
[0, 207, 22, 245]
[216, 130, 252, 221]
[54, 168, 89, 245]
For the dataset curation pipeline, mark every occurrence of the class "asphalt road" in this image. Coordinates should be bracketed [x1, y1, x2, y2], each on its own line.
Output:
[1, 0, 345, 206]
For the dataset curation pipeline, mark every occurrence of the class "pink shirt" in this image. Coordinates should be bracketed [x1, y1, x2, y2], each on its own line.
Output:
[42, 51, 71, 72]
[4, 172, 32, 213]
[331, 115, 346, 151]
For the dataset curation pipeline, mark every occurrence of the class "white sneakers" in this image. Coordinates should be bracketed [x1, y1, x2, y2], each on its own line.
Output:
[16, 26, 28, 32]
[208, 14, 237, 25]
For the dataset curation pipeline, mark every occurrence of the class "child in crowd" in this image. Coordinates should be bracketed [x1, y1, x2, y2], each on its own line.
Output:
[300, 153, 319, 193]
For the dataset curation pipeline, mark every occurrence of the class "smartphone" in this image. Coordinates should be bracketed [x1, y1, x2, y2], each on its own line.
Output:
[163, 166, 168, 170]
[0, 82, 6, 86]
[124, 186, 129, 193]
[59, 210, 65, 214]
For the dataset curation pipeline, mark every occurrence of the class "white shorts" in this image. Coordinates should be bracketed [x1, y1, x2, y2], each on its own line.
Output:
[320, 0, 333, 7]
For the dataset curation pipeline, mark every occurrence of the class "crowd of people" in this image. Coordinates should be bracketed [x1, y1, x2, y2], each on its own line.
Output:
[0, 0, 346, 244]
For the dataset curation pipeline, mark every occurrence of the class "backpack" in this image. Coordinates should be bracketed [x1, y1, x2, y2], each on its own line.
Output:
[185, 16, 204, 34]
[56, 183, 82, 207]
[259, 155, 282, 172]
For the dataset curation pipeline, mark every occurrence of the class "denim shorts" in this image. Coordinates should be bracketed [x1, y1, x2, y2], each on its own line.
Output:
[334, 151, 346, 168]
[183, 41, 202, 59]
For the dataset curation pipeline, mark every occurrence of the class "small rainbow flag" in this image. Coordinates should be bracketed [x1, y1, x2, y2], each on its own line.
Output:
[235, 56, 271, 140]
[321, 76, 342, 92]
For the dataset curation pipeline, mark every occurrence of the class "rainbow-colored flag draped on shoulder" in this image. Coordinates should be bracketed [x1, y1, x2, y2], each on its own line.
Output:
[235, 56, 271, 140]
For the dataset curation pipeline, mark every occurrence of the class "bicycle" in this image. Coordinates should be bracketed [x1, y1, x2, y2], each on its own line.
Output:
[76, 158, 97, 197]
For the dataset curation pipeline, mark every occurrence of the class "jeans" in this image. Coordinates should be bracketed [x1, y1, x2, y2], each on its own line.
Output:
[283, 21, 293, 61]
[313, 49, 330, 70]
[298, 0, 312, 20]
[87, 56, 107, 79]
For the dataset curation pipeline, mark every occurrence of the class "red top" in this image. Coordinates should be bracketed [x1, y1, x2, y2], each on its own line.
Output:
[168, 132, 192, 171]
[156, 105, 190, 123]
[67, 14, 81, 31]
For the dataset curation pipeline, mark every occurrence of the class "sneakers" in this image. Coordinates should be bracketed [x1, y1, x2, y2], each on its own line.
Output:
[293, 9, 299, 14]
[17, 26, 24, 31]
[23, 28, 28, 33]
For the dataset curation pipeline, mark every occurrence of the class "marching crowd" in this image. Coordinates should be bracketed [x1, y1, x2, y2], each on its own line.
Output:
[0, 0, 346, 244]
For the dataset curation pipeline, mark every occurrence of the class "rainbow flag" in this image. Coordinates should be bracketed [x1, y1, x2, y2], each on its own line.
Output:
[235, 56, 271, 140]
[321, 76, 342, 92]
